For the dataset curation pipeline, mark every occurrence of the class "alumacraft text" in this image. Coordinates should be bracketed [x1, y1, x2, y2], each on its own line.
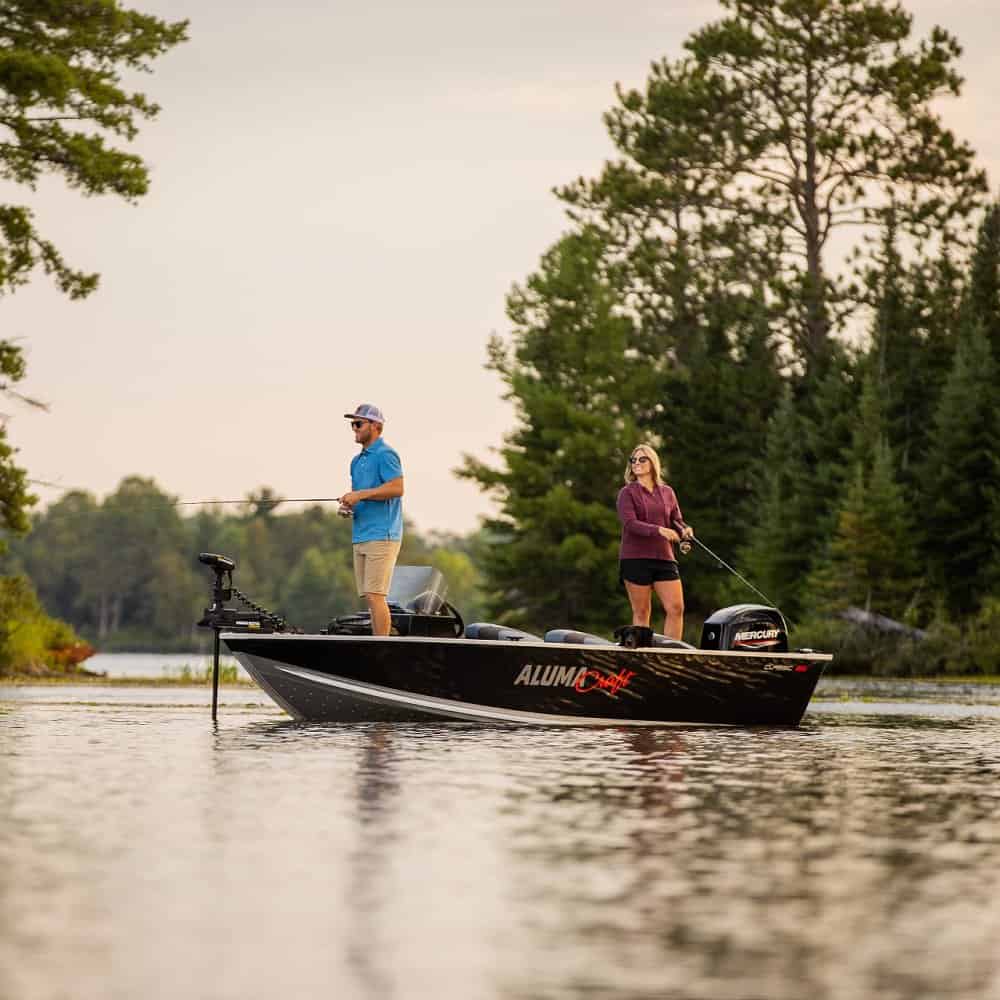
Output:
[513, 664, 636, 695]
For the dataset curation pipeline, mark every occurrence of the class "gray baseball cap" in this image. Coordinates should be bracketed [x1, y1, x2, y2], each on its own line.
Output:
[344, 403, 385, 424]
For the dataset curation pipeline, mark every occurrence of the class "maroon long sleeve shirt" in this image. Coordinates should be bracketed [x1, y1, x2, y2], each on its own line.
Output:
[616, 481, 688, 561]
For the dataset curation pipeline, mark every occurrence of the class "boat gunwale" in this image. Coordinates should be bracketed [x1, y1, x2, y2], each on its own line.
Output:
[221, 631, 833, 661]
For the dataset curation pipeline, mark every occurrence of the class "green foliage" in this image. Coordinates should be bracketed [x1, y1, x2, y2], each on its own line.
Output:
[167, 661, 243, 685]
[0, 574, 91, 675]
[806, 446, 920, 619]
[729, 392, 813, 617]
[681, 0, 986, 364]
[0, 0, 188, 298]
[919, 321, 1000, 614]
[428, 547, 488, 622]
[5, 2, 997, 676]
[281, 546, 356, 633]
[804, 369, 920, 618]
[466, 0, 991, 639]
[561, 0, 987, 374]
[655, 303, 785, 615]
[965, 203, 1000, 360]
[735, 360, 860, 621]
[2, 479, 488, 650]
[791, 616, 923, 676]
[865, 224, 960, 485]
[458, 229, 639, 634]
[0, 1, 187, 566]
[795, 596, 1000, 677]
[0, 340, 36, 546]
[0, 421, 34, 544]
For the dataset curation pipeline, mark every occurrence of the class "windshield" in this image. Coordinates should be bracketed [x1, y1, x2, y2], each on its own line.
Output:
[387, 565, 448, 613]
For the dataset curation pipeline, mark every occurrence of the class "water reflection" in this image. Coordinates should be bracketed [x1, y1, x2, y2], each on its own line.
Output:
[1, 691, 999, 1000]
[346, 725, 399, 999]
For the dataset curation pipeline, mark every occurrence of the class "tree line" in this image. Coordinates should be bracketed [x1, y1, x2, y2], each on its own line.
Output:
[0, 1, 189, 672]
[0, 479, 488, 655]
[2, 0, 999, 676]
[458, 0, 1000, 674]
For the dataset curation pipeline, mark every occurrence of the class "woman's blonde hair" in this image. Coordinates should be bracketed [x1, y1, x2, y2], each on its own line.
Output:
[624, 443, 665, 485]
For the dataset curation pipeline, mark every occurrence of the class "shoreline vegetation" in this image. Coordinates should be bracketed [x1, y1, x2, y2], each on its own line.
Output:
[0, 659, 250, 686]
[3, 2, 999, 683]
[2, 674, 256, 687]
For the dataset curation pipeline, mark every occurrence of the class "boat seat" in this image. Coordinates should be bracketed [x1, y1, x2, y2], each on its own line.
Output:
[650, 634, 696, 650]
[464, 623, 541, 642]
[544, 629, 614, 646]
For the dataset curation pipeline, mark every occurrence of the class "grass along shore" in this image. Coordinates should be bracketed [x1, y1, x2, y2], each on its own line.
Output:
[0, 663, 254, 686]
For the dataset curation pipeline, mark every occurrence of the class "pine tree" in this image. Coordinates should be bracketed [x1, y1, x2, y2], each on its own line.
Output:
[866, 223, 960, 487]
[737, 391, 818, 618]
[562, 0, 986, 374]
[457, 229, 642, 634]
[0, 1, 188, 544]
[920, 322, 1000, 614]
[806, 430, 919, 619]
[965, 203, 1000, 362]
[653, 295, 784, 614]
[0, 1, 188, 298]
[805, 367, 920, 618]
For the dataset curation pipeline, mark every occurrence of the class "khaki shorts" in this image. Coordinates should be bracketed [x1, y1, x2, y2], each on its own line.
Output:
[353, 540, 402, 596]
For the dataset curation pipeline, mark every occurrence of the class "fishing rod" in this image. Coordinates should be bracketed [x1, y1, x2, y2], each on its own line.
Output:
[24, 493, 349, 520]
[685, 535, 794, 630]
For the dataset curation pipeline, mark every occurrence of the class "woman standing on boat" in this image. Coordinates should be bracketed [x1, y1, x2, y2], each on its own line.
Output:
[616, 443, 694, 640]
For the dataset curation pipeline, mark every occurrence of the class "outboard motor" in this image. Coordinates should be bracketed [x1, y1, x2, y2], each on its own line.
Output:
[700, 604, 788, 653]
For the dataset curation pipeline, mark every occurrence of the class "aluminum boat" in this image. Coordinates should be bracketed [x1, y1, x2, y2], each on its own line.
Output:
[198, 554, 831, 726]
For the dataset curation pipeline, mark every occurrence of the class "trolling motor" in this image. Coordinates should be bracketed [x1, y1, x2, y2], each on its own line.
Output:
[196, 552, 288, 720]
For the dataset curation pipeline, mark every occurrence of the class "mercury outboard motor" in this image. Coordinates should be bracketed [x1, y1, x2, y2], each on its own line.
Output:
[700, 604, 788, 652]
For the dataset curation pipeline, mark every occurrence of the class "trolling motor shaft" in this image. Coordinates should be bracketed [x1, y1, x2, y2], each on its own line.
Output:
[196, 552, 287, 720]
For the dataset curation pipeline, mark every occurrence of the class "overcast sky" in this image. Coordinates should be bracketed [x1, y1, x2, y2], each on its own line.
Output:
[3, 0, 997, 534]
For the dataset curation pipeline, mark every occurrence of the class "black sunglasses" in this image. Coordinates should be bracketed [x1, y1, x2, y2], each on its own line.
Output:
[350, 419, 369, 429]
[630, 455, 650, 464]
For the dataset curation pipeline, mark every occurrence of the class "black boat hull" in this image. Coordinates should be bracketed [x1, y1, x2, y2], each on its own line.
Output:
[224, 633, 830, 726]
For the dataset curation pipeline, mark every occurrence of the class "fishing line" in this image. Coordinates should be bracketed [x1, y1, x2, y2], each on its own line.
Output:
[21, 491, 345, 522]
[688, 535, 794, 629]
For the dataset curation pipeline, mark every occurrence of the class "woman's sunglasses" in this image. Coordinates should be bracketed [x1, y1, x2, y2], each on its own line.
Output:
[630, 455, 650, 465]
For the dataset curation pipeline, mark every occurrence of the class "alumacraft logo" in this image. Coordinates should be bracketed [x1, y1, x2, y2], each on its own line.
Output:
[513, 664, 635, 696]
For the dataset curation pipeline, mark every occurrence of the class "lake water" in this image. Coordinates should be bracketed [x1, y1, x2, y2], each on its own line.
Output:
[2, 678, 999, 1000]
[85, 651, 245, 679]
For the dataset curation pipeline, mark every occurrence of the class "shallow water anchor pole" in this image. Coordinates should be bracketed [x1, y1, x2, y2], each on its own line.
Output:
[211, 627, 221, 721]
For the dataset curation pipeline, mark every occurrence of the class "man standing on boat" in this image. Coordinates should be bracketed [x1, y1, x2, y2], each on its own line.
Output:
[339, 404, 405, 636]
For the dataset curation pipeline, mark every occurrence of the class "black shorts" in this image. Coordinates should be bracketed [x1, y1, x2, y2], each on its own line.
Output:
[619, 558, 680, 586]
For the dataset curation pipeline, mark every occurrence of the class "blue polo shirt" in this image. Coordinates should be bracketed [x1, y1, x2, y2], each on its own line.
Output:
[349, 437, 404, 543]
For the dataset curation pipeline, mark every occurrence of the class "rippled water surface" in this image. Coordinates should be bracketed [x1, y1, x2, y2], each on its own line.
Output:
[2, 680, 999, 1000]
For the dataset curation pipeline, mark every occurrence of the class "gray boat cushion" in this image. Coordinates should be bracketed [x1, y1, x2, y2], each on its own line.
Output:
[543, 629, 615, 646]
[464, 623, 541, 642]
[650, 634, 696, 650]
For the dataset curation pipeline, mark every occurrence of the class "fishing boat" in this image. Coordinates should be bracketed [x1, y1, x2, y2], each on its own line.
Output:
[197, 553, 831, 726]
